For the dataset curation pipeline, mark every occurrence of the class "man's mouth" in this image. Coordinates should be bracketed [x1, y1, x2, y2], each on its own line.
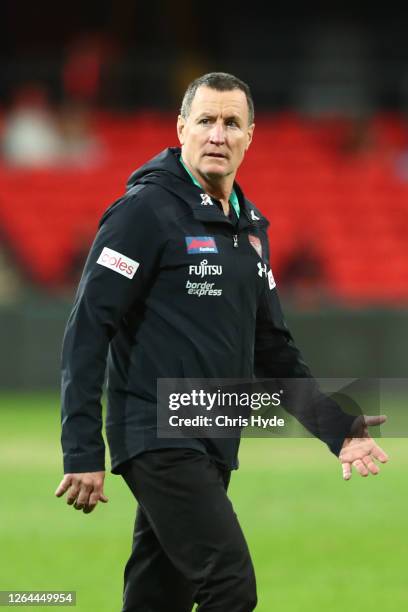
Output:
[204, 153, 227, 159]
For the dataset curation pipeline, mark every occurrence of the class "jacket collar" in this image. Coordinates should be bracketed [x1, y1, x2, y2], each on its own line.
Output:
[137, 148, 269, 230]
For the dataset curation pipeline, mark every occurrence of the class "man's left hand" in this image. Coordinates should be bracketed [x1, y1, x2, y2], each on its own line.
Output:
[339, 415, 389, 480]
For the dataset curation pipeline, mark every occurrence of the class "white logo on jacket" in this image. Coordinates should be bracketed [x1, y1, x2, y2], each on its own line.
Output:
[186, 280, 222, 297]
[97, 247, 139, 279]
[267, 269, 276, 290]
[189, 259, 222, 278]
[200, 194, 213, 206]
[257, 262, 267, 277]
[257, 262, 276, 289]
[250, 210, 260, 221]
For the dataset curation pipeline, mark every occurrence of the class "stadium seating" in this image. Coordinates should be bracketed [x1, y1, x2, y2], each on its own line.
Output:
[0, 111, 407, 304]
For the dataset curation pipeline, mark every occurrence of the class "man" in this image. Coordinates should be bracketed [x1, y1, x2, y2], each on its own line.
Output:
[55, 72, 388, 611]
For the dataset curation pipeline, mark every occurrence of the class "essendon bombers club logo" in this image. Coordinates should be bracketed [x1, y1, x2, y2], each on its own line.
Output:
[185, 236, 218, 254]
[248, 234, 262, 258]
[97, 247, 139, 279]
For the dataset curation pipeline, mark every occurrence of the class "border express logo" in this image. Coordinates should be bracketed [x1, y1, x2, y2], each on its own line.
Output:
[186, 258, 223, 297]
[185, 236, 218, 254]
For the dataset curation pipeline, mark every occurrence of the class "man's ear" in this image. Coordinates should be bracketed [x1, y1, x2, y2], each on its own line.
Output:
[177, 115, 185, 145]
[245, 123, 255, 151]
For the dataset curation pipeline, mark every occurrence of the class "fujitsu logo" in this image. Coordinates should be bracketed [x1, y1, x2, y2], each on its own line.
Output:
[189, 259, 222, 278]
[97, 247, 139, 279]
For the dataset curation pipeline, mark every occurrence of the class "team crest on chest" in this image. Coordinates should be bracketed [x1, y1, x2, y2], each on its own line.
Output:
[248, 234, 262, 258]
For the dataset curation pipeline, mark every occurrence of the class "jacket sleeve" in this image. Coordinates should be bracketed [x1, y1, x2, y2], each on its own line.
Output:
[254, 235, 357, 456]
[61, 185, 164, 473]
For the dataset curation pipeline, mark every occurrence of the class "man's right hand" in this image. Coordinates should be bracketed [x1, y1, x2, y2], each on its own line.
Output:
[55, 471, 108, 514]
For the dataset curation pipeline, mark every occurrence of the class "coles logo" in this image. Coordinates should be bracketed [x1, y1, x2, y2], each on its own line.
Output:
[97, 247, 139, 279]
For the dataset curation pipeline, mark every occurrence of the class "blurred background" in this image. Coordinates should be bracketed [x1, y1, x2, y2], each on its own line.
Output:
[1, 2, 407, 611]
[1, 1, 408, 384]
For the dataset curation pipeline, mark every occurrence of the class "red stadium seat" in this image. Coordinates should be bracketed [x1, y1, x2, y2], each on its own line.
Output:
[0, 111, 407, 303]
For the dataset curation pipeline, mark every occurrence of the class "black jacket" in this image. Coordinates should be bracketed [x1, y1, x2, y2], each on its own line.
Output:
[61, 147, 356, 474]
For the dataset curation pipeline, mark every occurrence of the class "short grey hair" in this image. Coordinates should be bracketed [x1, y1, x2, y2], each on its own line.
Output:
[180, 72, 254, 125]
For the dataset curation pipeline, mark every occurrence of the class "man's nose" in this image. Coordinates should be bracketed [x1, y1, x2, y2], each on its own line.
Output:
[209, 121, 225, 144]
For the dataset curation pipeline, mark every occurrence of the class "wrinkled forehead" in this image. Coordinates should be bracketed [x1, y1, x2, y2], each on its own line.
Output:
[189, 86, 250, 123]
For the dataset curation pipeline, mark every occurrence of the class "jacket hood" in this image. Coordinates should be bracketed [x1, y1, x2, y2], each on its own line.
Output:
[126, 147, 187, 191]
[125, 147, 269, 228]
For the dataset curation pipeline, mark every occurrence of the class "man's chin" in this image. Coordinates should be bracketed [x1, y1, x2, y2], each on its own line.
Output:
[200, 161, 231, 180]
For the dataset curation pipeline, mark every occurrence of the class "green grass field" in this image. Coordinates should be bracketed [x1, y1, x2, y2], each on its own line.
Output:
[1, 393, 406, 611]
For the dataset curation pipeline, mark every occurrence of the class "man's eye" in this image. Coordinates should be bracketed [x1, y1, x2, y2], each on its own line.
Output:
[199, 118, 209, 124]
[226, 120, 237, 127]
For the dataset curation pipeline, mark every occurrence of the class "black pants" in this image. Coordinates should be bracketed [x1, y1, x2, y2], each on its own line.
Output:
[121, 448, 257, 612]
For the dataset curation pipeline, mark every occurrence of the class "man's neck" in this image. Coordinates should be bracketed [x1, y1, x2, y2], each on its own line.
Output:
[199, 174, 234, 201]
[182, 158, 235, 214]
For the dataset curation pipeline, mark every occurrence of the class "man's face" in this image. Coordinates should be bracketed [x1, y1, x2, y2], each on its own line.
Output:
[177, 86, 254, 181]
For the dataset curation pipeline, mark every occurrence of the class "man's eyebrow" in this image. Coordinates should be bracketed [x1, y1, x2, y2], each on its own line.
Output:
[224, 114, 242, 123]
[196, 111, 216, 119]
[195, 112, 243, 123]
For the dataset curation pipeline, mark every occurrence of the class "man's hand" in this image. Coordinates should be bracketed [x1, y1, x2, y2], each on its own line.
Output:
[339, 415, 389, 480]
[55, 471, 108, 514]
